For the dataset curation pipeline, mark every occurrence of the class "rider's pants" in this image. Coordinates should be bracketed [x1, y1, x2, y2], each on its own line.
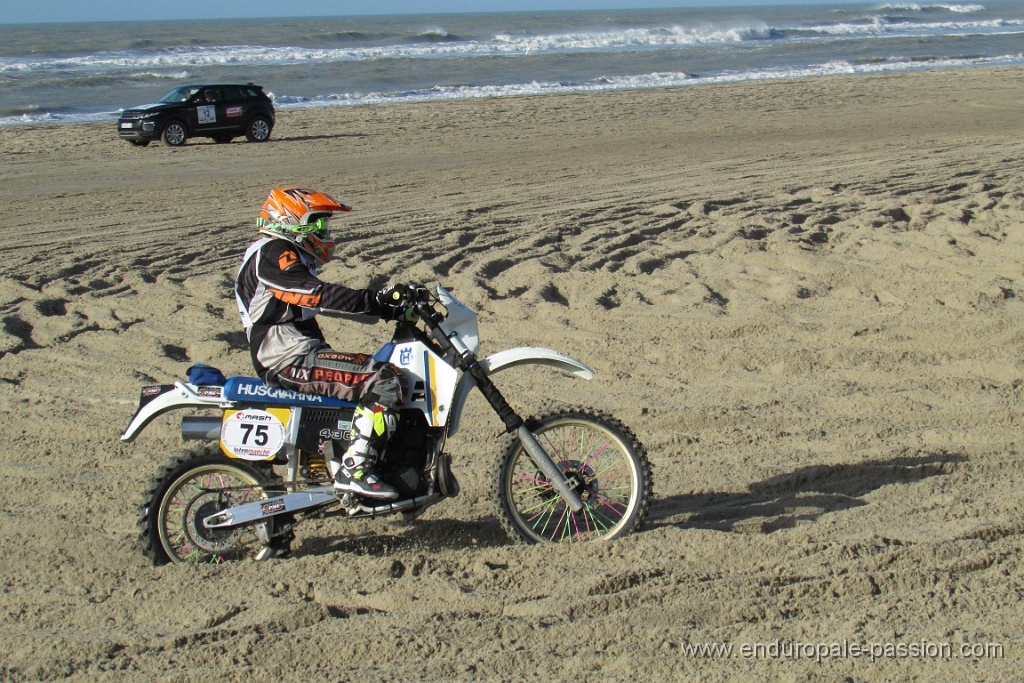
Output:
[272, 347, 404, 408]
[272, 347, 404, 470]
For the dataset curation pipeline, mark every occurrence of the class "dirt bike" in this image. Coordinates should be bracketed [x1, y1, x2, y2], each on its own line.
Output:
[122, 285, 653, 564]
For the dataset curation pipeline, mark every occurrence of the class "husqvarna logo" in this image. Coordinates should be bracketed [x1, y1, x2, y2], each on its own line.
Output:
[234, 382, 324, 403]
[400, 348, 413, 365]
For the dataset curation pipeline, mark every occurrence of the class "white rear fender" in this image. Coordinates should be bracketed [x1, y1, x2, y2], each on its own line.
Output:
[447, 347, 593, 437]
[120, 382, 228, 442]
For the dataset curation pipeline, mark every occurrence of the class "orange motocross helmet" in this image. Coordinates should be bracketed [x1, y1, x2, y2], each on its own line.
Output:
[256, 187, 352, 266]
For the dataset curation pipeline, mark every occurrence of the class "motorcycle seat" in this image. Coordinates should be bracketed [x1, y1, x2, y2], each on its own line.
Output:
[222, 376, 356, 409]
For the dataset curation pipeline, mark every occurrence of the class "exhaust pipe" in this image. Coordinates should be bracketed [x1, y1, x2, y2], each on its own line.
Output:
[182, 415, 222, 441]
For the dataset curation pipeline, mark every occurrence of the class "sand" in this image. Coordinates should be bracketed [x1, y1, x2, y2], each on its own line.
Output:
[1, 65, 1022, 681]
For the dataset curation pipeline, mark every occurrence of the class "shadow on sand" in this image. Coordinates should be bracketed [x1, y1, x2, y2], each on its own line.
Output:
[272, 132, 372, 143]
[649, 451, 965, 533]
[287, 451, 965, 559]
[290, 516, 509, 560]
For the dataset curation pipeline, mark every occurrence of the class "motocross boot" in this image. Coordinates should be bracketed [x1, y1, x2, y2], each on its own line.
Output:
[333, 405, 399, 500]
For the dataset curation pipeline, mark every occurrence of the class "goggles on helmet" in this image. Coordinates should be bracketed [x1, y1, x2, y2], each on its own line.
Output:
[257, 216, 335, 264]
[257, 216, 330, 237]
[293, 216, 330, 237]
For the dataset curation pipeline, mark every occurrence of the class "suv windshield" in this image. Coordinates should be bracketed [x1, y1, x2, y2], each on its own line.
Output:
[157, 86, 203, 104]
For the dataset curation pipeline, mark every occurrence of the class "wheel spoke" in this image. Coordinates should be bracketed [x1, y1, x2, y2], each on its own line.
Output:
[502, 414, 648, 544]
[158, 463, 270, 563]
[549, 505, 570, 542]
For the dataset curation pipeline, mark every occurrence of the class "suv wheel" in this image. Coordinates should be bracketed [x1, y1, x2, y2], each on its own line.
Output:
[245, 116, 272, 143]
[162, 121, 188, 146]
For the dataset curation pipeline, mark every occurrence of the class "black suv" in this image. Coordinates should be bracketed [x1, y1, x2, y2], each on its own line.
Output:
[117, 84, 275, 147]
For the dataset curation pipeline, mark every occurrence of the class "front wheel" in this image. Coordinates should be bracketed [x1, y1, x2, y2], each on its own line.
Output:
[161, 120, 187, 146]
[138, 448, 291, 564]
[495, 409, 652, 544]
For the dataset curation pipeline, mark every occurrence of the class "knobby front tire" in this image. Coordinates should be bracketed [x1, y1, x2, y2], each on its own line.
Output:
[494, 408, 652, 544]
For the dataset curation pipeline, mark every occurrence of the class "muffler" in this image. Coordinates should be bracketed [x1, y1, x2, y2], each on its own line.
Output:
[181, 415, 222, 441]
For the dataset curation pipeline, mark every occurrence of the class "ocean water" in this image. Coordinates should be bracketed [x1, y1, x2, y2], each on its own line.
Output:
[1, 2, 1022, 126]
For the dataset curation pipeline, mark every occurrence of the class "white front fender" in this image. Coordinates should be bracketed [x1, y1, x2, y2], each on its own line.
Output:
[446, 347, 593, 437]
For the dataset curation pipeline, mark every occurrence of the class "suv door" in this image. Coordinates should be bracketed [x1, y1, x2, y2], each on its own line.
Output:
[192, 87, 224, 134]
[221, 86, 250, 132]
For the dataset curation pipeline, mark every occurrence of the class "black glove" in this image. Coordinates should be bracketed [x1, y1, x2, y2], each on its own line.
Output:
[376, 283, 411, 308]
[382, 306, 420, 323]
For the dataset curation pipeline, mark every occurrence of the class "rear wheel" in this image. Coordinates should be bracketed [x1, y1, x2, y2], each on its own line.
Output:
[245, 116, 272, 142]
[138, 449, 292, 564]
[495, 409, 652, 544]
[161, 120, 187, 146]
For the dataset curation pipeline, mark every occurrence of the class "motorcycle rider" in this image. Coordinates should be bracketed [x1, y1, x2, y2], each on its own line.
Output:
[235, 186, 414, 501]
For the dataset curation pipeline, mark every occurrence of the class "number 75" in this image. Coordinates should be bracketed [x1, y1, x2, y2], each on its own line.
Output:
[239, 423, 270, 446]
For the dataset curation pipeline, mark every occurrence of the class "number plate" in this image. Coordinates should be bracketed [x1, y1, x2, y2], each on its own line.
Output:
[120, 122, 133, 128]
[220, 408, 287, 460]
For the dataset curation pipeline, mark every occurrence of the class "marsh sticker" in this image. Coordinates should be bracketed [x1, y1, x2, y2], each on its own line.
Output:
[220, 409, 285, 460]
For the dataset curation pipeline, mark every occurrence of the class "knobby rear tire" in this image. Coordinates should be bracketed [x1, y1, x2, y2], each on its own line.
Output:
[138, 448, 292, 565]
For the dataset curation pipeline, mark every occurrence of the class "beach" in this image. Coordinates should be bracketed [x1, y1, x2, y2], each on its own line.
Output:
[1, 65, 1022, 680]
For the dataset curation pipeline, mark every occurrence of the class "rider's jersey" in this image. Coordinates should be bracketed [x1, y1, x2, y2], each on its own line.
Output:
[235, 238, 384, 380]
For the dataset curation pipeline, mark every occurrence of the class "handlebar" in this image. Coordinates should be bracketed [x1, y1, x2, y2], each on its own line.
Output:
[409, 285, 446, 330]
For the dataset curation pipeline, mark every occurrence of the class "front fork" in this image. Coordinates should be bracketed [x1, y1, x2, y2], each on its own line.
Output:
[466, 361, 586, 513]
[515, 425, 585, 512]
[414, 306, 586, 514]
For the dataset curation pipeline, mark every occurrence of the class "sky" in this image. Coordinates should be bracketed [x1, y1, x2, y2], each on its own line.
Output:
[1, 0, 851, 25]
